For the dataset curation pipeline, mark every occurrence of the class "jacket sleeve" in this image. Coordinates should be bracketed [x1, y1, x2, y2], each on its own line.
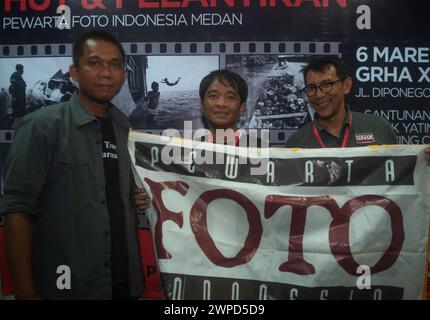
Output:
[0, 116, 53, 216]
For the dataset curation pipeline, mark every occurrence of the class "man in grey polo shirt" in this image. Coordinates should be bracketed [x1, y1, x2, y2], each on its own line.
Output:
[285, 56, 399, 148]
[285, 56, 430, 162]
[0, 30, 144, 299]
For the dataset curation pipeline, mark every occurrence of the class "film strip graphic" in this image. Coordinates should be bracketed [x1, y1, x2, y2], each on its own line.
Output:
[1, 41, 341, 57]
[0, 41, 340, 144]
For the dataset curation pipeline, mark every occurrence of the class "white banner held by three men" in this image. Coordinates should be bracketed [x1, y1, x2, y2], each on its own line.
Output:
[128, 131, 430, 300]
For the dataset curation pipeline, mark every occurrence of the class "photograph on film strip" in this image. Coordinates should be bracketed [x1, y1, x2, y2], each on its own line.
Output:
[226, 54, 315, 132]
[0, 57, 74, 131]
[124, 55, 218, 131]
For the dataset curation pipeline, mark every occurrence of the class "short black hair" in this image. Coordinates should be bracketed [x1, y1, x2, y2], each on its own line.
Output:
[72, 29, 125, 69]
[16, 64, 24, 71]
[151, 81, 159, 90]
[302, 56, 349, 83]
[199, 69, 248, 103]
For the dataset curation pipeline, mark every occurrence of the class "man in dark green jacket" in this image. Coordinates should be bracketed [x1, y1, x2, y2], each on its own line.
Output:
[0, 30, 143, 299]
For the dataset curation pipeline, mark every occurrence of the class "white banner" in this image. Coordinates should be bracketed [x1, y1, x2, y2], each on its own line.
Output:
[128, 131, 430, 300]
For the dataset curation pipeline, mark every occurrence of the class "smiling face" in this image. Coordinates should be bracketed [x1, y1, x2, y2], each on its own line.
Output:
[70, 38, 126, 112]
[201, 78, 245, 131]
[305, 65, 352, 122]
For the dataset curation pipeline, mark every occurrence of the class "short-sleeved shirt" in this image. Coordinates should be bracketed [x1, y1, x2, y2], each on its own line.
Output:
[285, 106, 397, 148]
[0, 93, 143, 299]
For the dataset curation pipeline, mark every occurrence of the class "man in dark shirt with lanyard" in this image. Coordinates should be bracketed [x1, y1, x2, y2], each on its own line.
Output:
[285, 56, 430, 163]
[286, 56, 398, 148]
[0, 30, 144, 299]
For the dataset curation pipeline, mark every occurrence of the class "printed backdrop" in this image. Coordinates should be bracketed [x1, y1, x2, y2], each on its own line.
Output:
[1, 1, 429, 143]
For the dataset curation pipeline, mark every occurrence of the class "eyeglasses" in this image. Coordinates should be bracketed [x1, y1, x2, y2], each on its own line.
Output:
[303, 77, 346, 97]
